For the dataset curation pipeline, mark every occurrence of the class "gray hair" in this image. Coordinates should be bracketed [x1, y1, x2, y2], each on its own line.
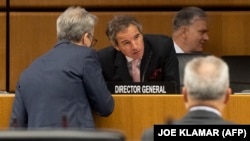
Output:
[184, 55, 229, 100]
[172, 7, 207, 31]
[56, 6, 97, 42]
[106, 15, 142, 46]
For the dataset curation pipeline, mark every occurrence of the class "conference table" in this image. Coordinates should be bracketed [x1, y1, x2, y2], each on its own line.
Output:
[1, 94, 250, 141]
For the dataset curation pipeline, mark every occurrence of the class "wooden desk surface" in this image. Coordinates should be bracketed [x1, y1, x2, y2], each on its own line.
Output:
[1, 94, 250, 141]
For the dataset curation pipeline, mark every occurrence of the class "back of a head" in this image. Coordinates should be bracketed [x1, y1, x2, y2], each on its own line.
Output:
[184, 55, 229, 100]
[56, 6, 98, 42]
[172, 6, 207, 32]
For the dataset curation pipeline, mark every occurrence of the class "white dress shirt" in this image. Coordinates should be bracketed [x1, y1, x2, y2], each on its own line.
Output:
[174, 41, 184, 53]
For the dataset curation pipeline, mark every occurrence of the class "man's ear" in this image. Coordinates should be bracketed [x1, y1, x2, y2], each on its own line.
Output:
[182, 87, 188, 103]
[182, 87, 190, 109]
[82, 32, 88, 39]
[180, 26, 188, 39]
[224, 88, 232, 104]
[80, 33, 89, 46]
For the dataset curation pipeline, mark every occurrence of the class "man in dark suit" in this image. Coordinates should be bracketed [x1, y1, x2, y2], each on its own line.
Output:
[141, 55, 234, 141]
[98, 15, 180, 91]
[9, 6, 114, 129]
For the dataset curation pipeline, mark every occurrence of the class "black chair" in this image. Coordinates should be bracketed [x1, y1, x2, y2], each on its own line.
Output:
[0, 129, 126, 141]
[221, 55, 250, 93]
[177, 53, 210, 91]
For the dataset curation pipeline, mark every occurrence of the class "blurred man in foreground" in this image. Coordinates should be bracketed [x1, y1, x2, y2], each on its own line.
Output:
[141, 55, 234, 141]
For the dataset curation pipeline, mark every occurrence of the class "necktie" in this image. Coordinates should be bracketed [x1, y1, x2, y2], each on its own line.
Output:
[132, 59, 140, 82]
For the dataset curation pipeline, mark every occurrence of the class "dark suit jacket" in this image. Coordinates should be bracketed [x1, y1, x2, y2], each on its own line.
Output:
[141, 110, 235, 141]
[98, 34, 180, 91]
[10, 39, 114, 129]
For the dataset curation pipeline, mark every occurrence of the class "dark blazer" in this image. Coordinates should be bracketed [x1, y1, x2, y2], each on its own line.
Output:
[10, 39, 114, 129]
[141, 110, 235, 141]
[98, 34, 180, 90]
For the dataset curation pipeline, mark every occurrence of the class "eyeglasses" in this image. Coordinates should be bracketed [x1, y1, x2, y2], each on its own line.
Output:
[87, 33, 98, 47]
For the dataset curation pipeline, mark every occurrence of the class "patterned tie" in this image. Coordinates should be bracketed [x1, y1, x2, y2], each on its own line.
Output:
[132, 59, 140, 82]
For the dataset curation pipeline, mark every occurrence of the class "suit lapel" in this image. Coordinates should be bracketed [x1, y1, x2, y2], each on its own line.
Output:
[141, 41, 154, 81]
[114, 52, 133, 81]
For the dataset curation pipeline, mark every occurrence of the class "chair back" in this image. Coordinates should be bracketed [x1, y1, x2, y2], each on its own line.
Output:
[221, 55, 250, 93]
[177, 53, 210, 90]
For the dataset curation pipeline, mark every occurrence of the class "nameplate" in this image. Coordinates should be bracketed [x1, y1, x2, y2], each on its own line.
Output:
[106, 82, 177, 94]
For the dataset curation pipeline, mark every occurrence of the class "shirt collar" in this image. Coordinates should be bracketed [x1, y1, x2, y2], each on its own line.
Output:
[125, 56, 133, 63]
[174, 41, 185, 53]
[125, 56, 142, 63]
[189, 106, 221, 116]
